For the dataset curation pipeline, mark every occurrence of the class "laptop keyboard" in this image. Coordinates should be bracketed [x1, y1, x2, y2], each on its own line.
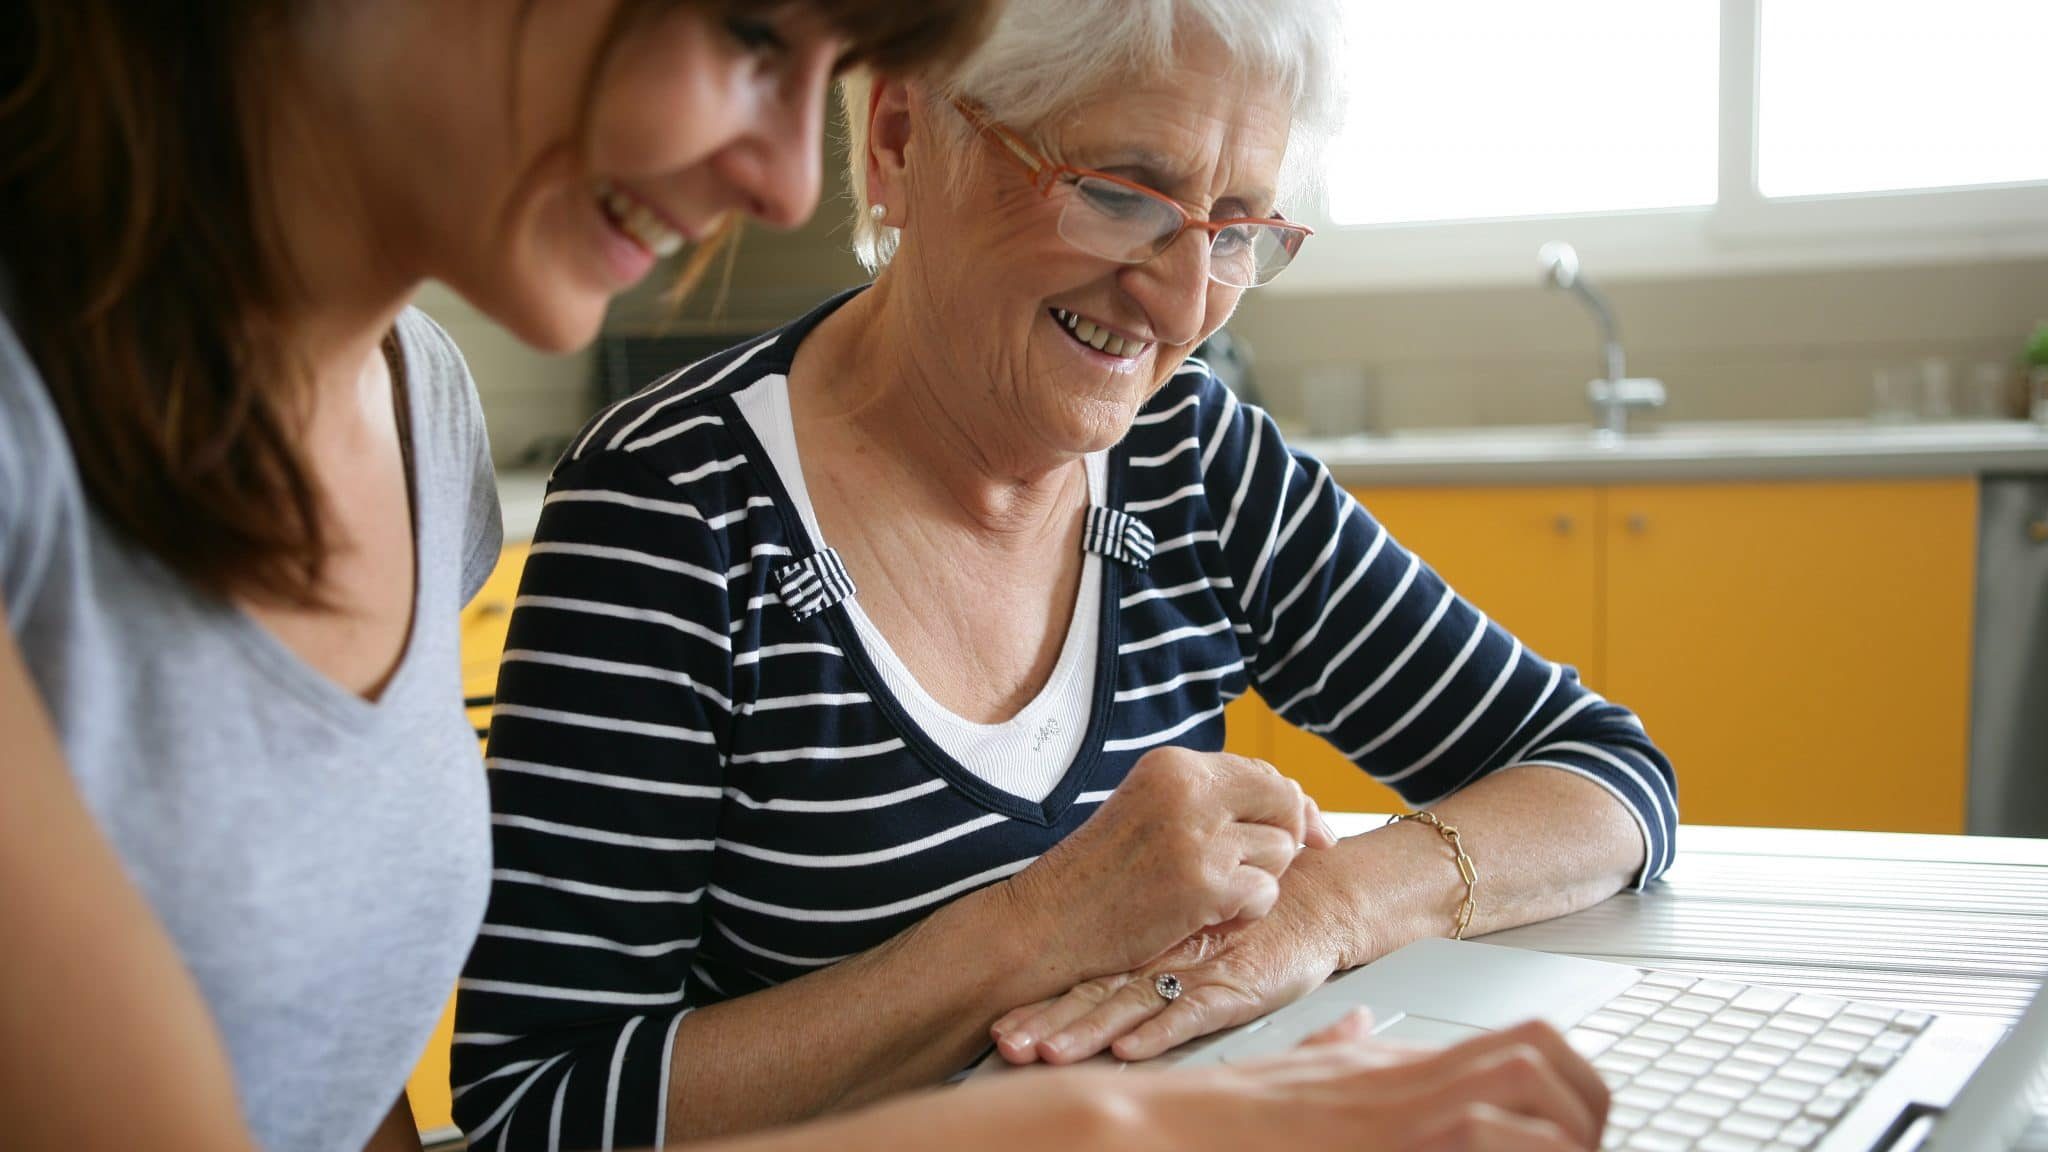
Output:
[1568, 969, 1933, 1152]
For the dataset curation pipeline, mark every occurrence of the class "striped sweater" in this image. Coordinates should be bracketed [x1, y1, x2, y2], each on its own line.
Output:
[450, 291, 1678, 1150]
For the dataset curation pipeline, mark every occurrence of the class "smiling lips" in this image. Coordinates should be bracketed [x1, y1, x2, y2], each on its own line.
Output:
[1051, 307, 1152, 359]
[596, 180, 686, 258]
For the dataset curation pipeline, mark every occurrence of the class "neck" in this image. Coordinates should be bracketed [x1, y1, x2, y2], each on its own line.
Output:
[809, 281, 1089, 543]
[252, 9, 428, 393]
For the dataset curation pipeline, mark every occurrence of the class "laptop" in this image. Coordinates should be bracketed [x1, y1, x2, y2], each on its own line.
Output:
[975, 937, 2048, 1152]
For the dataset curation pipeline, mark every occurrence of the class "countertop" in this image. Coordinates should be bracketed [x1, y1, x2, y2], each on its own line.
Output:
[495, 420, 2048, 540]
[1293, 419, 2048, 487]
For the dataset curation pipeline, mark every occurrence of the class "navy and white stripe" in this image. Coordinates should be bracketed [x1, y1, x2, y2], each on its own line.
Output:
[1082, 505, 1156, 568]
[773, 548, 856, 621]
[451, 289, 1678, 1150]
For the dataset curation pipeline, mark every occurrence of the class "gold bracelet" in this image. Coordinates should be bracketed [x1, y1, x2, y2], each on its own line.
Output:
[1386, 810, 1479, 939]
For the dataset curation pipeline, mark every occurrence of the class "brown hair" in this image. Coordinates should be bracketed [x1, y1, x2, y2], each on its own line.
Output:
[0, 0, 994, 606]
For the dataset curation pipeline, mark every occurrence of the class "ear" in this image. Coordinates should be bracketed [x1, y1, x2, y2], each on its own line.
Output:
[863, 75, 918, 228]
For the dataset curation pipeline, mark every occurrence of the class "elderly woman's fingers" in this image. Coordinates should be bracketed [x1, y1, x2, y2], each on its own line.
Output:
[1301, 793, 1339, 849]
[1212, 756, 1314, 846]
[993, 977, 1132, 1064]
[1108, 979, 1265, 1061]
[1034, 974, 1183, 1064]
[1228, 821, 1302, 884]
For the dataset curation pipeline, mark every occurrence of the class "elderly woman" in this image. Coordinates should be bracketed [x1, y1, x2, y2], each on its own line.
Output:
[453, 0, 1677, 1146]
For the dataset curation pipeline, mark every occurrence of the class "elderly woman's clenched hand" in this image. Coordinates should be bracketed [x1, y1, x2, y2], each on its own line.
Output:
[991, 747, 1335, 1022]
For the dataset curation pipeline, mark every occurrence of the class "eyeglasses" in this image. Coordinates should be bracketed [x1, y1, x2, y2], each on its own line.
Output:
[951, 98, 1311, 289]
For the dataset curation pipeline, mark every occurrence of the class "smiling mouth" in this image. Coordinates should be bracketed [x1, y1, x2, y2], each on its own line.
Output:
[1050, 307, 1151, 359]
[596, 180, 684, 258]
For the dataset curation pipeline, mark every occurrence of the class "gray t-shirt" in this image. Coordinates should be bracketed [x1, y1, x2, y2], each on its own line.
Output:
[0, 306, 501, 1152]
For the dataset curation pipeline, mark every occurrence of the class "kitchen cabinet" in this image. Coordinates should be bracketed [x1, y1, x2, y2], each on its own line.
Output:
[1222, 478, 1977, 835]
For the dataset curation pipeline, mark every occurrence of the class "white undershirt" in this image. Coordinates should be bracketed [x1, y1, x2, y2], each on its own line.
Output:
[733, 375, 1104, 803]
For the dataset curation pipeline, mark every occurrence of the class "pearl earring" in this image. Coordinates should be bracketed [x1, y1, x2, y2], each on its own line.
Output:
[870, 203, 887, 223]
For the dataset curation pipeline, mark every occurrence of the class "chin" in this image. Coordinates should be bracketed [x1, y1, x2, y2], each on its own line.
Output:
[474, 284, 610, 355]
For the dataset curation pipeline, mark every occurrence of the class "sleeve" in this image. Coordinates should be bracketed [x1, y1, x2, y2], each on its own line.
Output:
[450, 447, 734, 1151]
[1194, 377, 1678, 886]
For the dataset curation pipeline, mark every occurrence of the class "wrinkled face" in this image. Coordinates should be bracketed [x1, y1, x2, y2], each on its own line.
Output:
[419, 3, 845, 351]
[894, 34, 1292, 460]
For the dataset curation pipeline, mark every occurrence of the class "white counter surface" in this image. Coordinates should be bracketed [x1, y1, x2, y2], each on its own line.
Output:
[497, 420, 2048, 539]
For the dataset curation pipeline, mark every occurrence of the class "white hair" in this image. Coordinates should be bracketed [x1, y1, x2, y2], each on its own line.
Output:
[841, 0, 1346, 271]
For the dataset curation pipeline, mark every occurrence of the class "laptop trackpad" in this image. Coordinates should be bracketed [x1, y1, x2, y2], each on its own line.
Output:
[1370, 1013, 1491, 1049]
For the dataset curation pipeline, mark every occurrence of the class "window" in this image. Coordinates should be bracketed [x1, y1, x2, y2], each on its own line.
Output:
[1328, 2, 1720, 227]
[1294, 0, 2048, 291]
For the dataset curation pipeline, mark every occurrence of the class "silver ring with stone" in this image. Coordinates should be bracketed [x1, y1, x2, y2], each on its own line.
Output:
[1154, 973, 1183, 1002]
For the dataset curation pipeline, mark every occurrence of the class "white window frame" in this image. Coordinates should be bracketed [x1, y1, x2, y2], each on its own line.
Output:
[1273, 0, 2048, 295]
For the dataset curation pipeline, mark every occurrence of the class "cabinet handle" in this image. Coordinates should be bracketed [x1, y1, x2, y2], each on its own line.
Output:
[2029, 519, 2048, 545]
[1553, 515, 1576, 536]
[1625, 514, 1649, 535]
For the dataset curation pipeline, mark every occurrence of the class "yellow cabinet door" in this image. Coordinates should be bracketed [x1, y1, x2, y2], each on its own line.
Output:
[1602, 479, 1976, 833]
[1227, 486, 1602, 815]
[409, 543, 533, 1138]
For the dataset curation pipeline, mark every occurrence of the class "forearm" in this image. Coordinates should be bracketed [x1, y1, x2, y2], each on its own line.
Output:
[1318, 764, 1646, 969]
[663, 879, 1086, 1141]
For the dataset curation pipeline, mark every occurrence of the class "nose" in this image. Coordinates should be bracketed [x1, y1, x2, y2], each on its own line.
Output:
[719, 46, 835, 229]
[1120, 227, 1215, 347]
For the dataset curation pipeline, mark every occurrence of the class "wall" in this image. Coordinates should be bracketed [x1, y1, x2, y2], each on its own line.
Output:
[424, 204, 2048, 461]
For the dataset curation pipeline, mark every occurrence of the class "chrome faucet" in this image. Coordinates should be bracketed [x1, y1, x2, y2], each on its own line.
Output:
[1539, 242, 1666, 438]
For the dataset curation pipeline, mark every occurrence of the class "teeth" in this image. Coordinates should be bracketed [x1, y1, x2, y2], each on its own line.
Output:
[1050, 307, 1144, 359]
[596, 180, 683, 258]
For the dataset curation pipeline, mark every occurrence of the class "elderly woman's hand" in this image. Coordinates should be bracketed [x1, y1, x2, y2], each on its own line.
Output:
[996, 747, 1335, 1001]
[991, 845, 1357, 1064]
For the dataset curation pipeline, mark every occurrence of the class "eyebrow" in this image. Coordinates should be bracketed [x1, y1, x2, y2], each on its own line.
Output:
[1081, 147, 1278, 215]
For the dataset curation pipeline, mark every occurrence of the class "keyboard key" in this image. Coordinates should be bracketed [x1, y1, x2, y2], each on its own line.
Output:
[1719, 1113, 1784, 1140]
[1776, 1060, 1840, 1086]
[1713, 1008, 1770, 1031]
[1699, 1023, 1754, 1046]
[1871, 1031, 1913, 1053]
[1758, 1077, 1821, 1103]
[1680, 994, 1736, 1015]
[1631, 983, 1683, 1005]
[1739, 1094, 1804, 1122]
[1796, 1045, 1853, 1073]
[1699, 1133, 1763, 1152]
[1569, 1027, 1622, 1059]
[1732, 1043, 1791, 1067]
[1581, 1011, 1642, 1036]
[1601, 1069, 1632, 1093]
[1608, 997, 1664, 1020]
[1781, 1118, 1830, 1149]
[1657, 1053, 1714, 1078]
[1752, 1028, 1808, 1051]
[1732, 986, 1795, 1014]
[1807, 1029, 1866, 1053]
[1615, 1038, 1672, 1061]
[1839, 1003, 1897, 1025]
[1719, 1059, 1776, 1083]
[1636, 1069, 1696, 1095]
[1830, 1014, 1885, 1038]
[1697, 1075, 1753, 1100]
[1784, 995, 1844, 1022]
[1624, 1130, 1689, 1152]
[1894, 1011, 1933, 1033]
[1805, 1096, 1850, 1122]
[1676, 1092, 1738, 1119]
[1819, 1076, 1868, 1101]
[1654, 1007, 1709, 1030]
[1694, 980, 1747, 1001]
[1854, 1047, 1899, 1073]
[1678, 1038, 1735, 1062]
[1651, 1111, 1714, 1138]
[1636, 1023, 1689, 1045]
[1642, 970, 1698, 990]
[1615, 1086, 1675, 1112]
[1596, 1052, 1651, 1079]
[1609, 1106, 1651, 1132]
[1770, 1014, 1824, 1037]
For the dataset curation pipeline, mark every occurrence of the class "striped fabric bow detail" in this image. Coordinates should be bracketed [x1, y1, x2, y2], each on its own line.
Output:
[775, 549, 857, 622]
[1082, 506, 1155, 569]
